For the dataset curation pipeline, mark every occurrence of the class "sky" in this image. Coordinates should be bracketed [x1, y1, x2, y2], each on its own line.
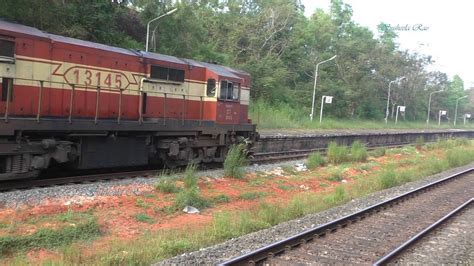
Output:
[301, 0, 474, 89]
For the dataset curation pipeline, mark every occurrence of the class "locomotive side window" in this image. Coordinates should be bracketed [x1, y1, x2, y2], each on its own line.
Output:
[227, 82, 234, 100]
[233, 83, 240, 100]
[219, 80, 227, 100]
[0, 78, 13, 102]
[207, 79, 216, 96]
[150, 65, 185, 82]
[0, 39, 14, 60]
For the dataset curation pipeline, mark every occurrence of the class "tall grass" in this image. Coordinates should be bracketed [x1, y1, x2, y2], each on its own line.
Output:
[327, 142, 349, 164]
[173, 163, 209, 210]
[250, 100, 474, 130]
[350, 141, 368, 162]
[223, 144, 248, 179]
[306, 151, 325, 169]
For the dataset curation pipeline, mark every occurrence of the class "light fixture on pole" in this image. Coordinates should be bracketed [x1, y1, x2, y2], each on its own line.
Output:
[320, 95, 333, 124]
[454, 95, 468, 126]
[385, 76, 406, 124]
[145, 8, 178, 52]
[310, 55, 337, 121]
[426, 88, 443, 125]
[395, 105, 406, 124]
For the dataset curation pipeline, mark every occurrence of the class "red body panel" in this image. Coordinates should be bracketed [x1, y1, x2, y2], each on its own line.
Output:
[0, 21, 251, 125]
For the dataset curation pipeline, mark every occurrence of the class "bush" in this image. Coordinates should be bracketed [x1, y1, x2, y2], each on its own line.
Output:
[327, 142, 349, 164]
[224, 144, 248, 179]
[350, 141, 367, 162]
[306, 152, 325, 169]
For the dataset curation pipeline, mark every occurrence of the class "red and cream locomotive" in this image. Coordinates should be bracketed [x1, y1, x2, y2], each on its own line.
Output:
[0, 20, 257, 180]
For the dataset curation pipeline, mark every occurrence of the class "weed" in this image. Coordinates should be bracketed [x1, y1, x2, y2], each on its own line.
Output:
[319, 182, 329, 187]
[224, 144, 248, 179]
[327, 168, 344, 182]
[281, 165, 297, 175]
[183, 163, 198, 190]
[350, 141, 367, 162]
[239, 191, 266, 200]
[371, 147, 386, 157]
[327, 142, 349, 164]
[0, 218, 100, 254]
[212, 194, 231, 204]
[172, 163, 210, 210]
[415, 136, 424, 149]
[323, 186, 347, 204]
[135, 198, 150, 209]
[306, 152, 326, 169]
[378, 168, 398, 189]
[135, 213, 154, 224]
[58, 206, 74, 222]
[155, 179, 181, 194]
[278, 185, 293, 191]
[249, 178, 265, 186]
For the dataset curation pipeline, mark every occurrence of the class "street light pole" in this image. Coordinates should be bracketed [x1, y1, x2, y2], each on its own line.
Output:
[310, 55, 337, 121]
[454, 95, 467, 126]
[385, 77, 405, 124]
[426, 89, 443, 124]
[145, 8, 178, 52]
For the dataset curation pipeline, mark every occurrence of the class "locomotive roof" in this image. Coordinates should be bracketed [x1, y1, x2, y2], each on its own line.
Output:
[0, 19, 250, 79]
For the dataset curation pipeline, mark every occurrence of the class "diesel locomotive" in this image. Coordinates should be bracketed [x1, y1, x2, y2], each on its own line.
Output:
[0, 20, 257, 181]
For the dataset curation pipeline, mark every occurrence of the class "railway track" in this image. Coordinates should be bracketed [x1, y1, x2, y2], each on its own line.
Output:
[220, 168, 474, 265]
[1, 131, 472, 191]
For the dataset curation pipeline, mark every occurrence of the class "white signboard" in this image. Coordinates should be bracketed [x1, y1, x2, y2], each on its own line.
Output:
[325, 96, 333, 104]
[466, 114, 471, 118]
[440, 110, 447, 116]
[399, 106, 406, 112]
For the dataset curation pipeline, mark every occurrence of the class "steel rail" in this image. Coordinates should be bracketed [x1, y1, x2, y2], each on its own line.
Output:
[218, 167, 473, 265]
[373, 197, 473, 266]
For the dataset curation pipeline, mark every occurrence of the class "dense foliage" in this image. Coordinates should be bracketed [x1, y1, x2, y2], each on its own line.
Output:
[0, 0, 468, 121]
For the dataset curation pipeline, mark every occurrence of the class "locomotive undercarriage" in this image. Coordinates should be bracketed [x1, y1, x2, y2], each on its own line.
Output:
[0, 129, 255, 181]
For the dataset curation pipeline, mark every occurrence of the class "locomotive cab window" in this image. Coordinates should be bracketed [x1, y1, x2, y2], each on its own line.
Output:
[150, 65, 185, 82]
[219, 80, 239, 101]
[207, 79, 216, 96]
[0, 38, 15, 63]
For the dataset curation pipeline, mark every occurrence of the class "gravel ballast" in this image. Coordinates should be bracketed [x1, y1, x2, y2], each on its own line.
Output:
[0, 159, 304, 208]
[157, 163, 474, 265]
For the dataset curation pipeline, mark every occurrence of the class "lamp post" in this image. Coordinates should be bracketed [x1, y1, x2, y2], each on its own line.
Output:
[454, 95, 467, 126]
[145, 8, 178, 52]
[385, 77, 406, 124]
[426, 89, 443, 124]
[310, 55, 337, 121]
[319, 95, 333, 124]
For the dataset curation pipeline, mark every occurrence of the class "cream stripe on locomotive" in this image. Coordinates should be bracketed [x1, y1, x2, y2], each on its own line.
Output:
[7, 56, 220, 102]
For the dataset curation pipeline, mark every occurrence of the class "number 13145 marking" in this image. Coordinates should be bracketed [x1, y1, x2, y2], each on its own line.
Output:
[72, 69, 123, 89]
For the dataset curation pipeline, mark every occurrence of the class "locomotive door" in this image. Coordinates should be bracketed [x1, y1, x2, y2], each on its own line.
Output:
[216, 80, 240, 124]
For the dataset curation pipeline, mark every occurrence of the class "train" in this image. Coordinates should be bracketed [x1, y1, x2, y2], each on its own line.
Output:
[0, 20, 258, 181]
